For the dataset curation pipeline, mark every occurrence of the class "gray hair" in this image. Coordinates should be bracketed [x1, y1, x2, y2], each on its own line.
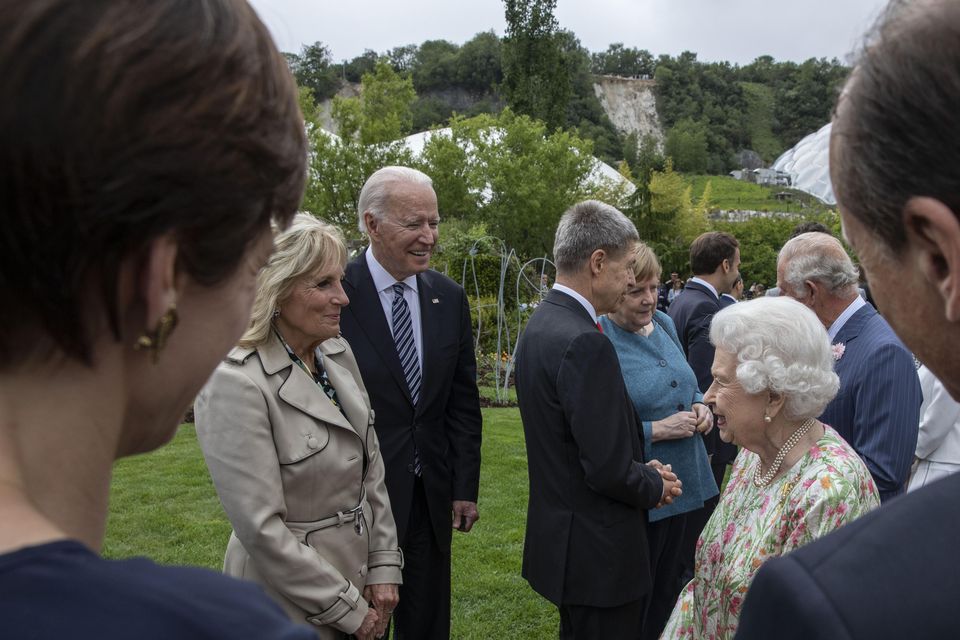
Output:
[711, 297, 840, 420]
[357, 166, 434, 233]
[553, 200, 639, 274]
[778, 232, 860, 299]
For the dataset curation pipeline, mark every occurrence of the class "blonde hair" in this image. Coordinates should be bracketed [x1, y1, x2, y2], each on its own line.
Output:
[239, 213, 347, 348]
[632, 241, 663, 283]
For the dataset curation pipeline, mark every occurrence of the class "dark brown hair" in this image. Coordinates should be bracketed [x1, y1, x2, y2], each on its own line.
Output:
[832, 0, 960, 253]
[689, 231, 739, 275]
[0, 0, 307, 367]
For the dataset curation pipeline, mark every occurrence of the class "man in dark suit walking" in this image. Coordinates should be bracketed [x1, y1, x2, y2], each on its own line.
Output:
[340, 166, 482, 639]
[515, 200, 681, 639]
[667, 231, 740, 578]
[736, 1, 960, 636]
[777, 231, 920, 501]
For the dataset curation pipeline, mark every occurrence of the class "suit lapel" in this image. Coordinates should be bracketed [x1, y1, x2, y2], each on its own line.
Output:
[344, 252, 415, 407]
[831, 304, 875, 376]
[417, 271, 443, 416]
[259, 335, 355, 432]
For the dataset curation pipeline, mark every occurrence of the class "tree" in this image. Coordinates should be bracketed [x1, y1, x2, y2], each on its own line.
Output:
[456, 31, 503, 95]
[298, 81, 413, 237]
[356, 61, 416, 145]
[286, 42, 340, 101]
[343, 49, 378, 83]
[665, 118, 709, 173]
[417, 108, 599, 258]
[501, 0, 570, 130]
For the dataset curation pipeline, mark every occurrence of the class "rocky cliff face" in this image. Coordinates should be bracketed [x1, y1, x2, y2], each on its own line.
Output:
[592, 75, 663, 147]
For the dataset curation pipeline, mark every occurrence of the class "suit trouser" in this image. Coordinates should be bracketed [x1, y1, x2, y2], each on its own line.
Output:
[558, 597, 646, 639]
[641, 513, 688, 640]
[393, 477, 451, 640]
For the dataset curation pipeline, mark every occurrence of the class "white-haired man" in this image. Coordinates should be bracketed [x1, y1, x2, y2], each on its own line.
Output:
[515, 200, 681, 639]
[339, 166, 482, 639]
[736, 1, 960, 636]
[776, 231, 921, 502]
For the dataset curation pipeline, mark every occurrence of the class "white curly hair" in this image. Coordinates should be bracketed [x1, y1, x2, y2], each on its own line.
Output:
[710, 296, 840, 420]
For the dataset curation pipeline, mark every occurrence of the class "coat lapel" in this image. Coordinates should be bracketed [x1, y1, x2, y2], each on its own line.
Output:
[320, 337, 369, 436]
[831, 304, 875, 376]
[259, 333, 355, 433]
[344, 252, 415, 407]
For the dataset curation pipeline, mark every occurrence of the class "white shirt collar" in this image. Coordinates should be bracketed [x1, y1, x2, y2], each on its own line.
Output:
[827, 295, 867, 341]
[688, 276, 719, 300]
[365, 248, 419, 293]
[552, 283, 598, 324]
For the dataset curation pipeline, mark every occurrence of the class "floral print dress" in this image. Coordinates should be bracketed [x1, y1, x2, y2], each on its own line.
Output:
[661, 426, 880, 639]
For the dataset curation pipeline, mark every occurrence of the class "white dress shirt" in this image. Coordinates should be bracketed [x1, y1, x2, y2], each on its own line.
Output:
[827, 295, 867, 342]
[688, 276, 719, 300]
[365, 249, 424, 370]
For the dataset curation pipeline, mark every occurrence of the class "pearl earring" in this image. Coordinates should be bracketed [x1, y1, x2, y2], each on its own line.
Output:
[764, 414, 772, 423]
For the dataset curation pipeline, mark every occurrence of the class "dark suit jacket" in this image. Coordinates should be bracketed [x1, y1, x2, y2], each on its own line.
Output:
[735, 472, 960, 639]
[339, 252, 482, 547]
[515, 289, 663, 607]
[667, 280, 737, 464]
[819, 304, 921, 501]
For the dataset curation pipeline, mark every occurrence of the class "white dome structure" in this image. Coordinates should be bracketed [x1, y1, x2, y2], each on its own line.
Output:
[772, 122, 835, 205]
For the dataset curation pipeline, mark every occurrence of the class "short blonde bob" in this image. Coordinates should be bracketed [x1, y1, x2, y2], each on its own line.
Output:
[239, 213, 347, 348]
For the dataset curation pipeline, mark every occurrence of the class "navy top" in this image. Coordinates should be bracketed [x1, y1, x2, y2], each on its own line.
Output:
[600, 311, 719, 521]
[0, 540, 315, 639]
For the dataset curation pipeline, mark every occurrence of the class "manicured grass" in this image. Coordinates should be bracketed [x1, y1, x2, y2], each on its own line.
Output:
[104, 409, 557, 638]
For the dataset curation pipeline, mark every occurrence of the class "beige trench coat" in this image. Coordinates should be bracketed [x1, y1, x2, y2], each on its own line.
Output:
[195, 333, 403, 637]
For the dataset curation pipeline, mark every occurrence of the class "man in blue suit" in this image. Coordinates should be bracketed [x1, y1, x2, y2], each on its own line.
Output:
[736, 3, 960, 636]
[776, 231, 921, 501]
[667, 231, 740, 579]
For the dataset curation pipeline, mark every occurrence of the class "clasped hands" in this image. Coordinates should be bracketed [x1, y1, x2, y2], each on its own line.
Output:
[648, 459, 683, 508]
[356, 583, 399, 640]
[652, 404, 713, 441]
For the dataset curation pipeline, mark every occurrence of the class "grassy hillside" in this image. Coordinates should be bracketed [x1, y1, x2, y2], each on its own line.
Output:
[684, 174, 834, 216]
[740, 82, 785, 163]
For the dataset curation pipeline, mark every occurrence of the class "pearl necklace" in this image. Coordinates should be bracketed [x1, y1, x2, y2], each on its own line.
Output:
[753, 418, 817, 487]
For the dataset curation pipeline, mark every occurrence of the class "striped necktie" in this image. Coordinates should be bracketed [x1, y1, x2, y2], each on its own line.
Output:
[392, 283, 422, 476]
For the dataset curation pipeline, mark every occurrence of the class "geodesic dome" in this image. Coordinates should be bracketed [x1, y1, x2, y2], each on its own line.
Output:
[772, 122, 835, 205]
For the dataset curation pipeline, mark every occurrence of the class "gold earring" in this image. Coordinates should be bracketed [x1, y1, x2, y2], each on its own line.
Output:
[135, 303, 178, 364]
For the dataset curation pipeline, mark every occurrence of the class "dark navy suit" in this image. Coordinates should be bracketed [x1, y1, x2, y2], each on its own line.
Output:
[340, 251, 482, 640]
[736, 472, 960, 639]
[819, 303, 921, 501]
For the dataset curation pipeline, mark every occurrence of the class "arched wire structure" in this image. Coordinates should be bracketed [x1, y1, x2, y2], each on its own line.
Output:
[459, 237, 553, 404]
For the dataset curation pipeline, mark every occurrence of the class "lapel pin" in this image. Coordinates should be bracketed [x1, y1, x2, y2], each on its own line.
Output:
[432, 298, 439, 304]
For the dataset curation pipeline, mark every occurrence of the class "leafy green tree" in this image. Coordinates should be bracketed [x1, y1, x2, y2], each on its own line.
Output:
[591, 43, 655, 77]
[356, 61, 416, 145]
[502, 0, 570, 131]
[298, 81, 413, 237]
[773, 57, 848, 146]
[344, 50, 378, 83]
[417, 108, 598, 258]
[665, 118, 709, 173]
[412, 39, 461, 93]
[286, 42, 341, 101]
[387, 44, 419, 73]
[456, 31, 504, 95]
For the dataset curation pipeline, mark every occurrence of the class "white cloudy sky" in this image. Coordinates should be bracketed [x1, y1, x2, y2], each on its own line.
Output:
[249, 0, 889, 65]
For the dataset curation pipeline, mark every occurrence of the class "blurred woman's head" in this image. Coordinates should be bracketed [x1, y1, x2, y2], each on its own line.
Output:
[0, 0, 306, 451]
[242, 214, 349, 350]
[705, 297, 839, 449]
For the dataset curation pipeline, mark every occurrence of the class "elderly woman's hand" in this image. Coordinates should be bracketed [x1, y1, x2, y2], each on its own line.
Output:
[652, 411, 698, 441]
[363, 584, 399, 638]
[692, 403, 714, 435]
[353, 607, 379, 640]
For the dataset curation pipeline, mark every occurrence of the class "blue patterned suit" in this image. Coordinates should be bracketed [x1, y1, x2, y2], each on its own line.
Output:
[819, 303, 921, 502]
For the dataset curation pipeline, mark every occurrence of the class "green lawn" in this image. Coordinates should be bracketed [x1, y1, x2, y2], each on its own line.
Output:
[683, 173, 834, 216]
[104, 409, 557, 638]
